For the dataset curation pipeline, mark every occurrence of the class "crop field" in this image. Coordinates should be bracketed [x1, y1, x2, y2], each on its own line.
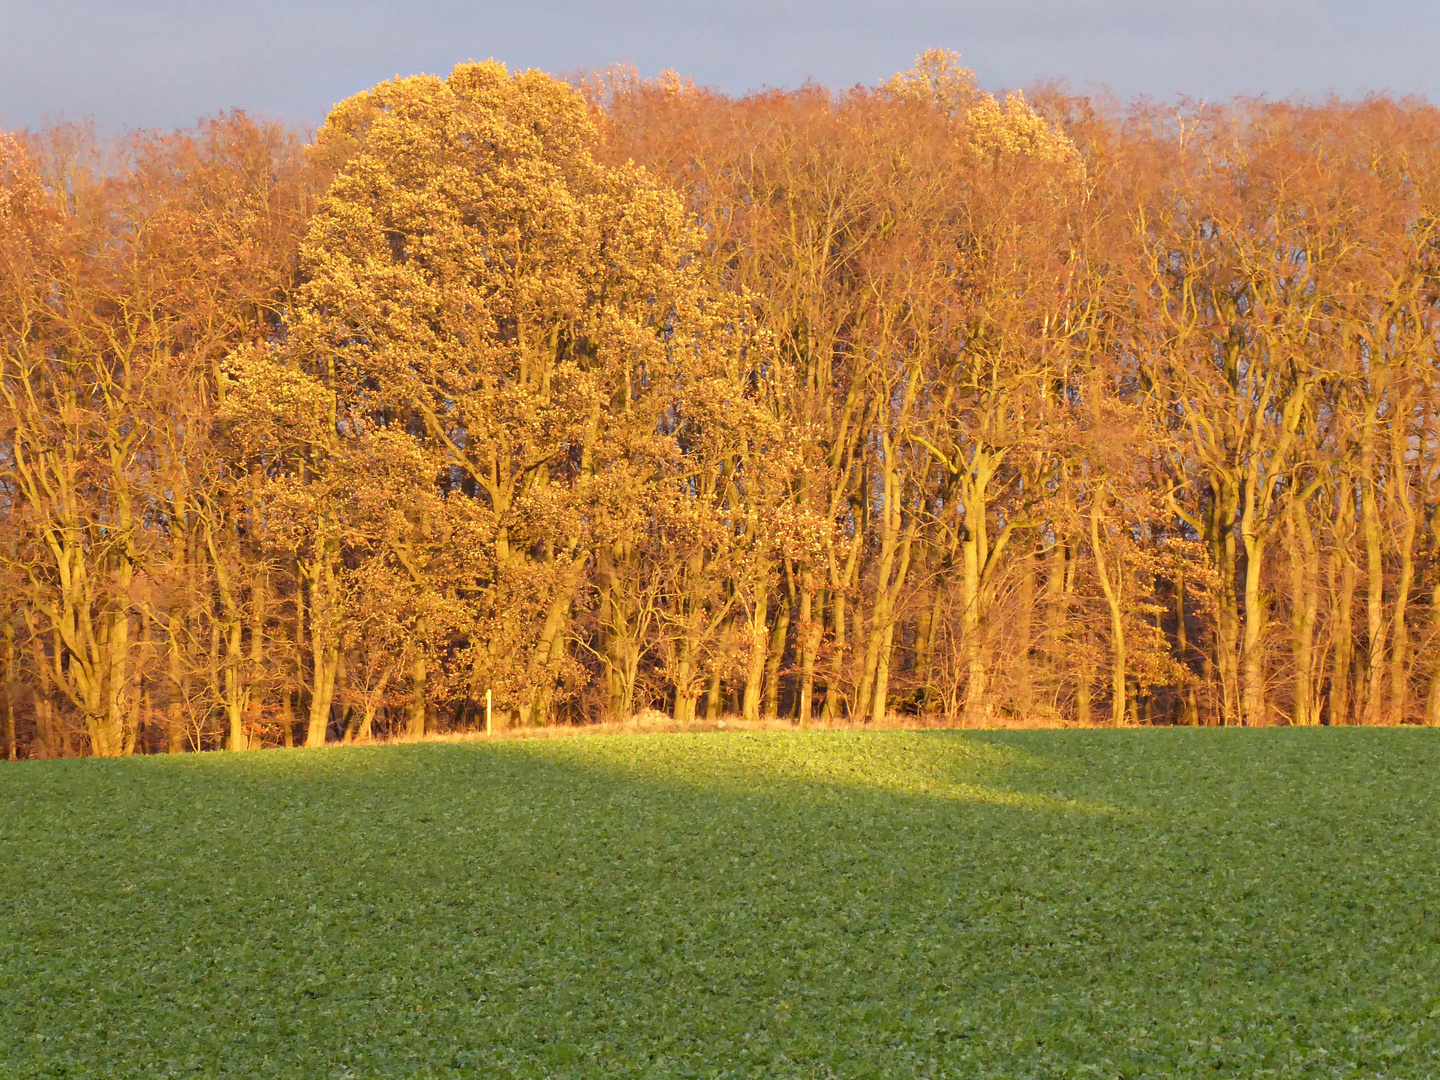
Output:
[1, 729, 1438, 1079]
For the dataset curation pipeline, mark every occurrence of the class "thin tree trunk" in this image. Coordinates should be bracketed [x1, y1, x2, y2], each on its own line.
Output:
[166, 626, 188, 752]
[1425, 573, 1440, 726]
[1075, 662, 1092, 726]
[1091, 492, 1126, 726]
[1240, 529, 1268, 726]
[1014, 548, 1035, 718]
[224, 616, 246, 751]
[869, 520, 916, 725]
[1288, 502, 1321, 726]
[797, 579, 821, 724]
[823, 495, 865, 721]
[1212, 482, 1241, 726]
[282, 688, 295, 748]
[1330, 531, 1357, 726]
[913, 545, 940, 716]
[763, 597, 790, 719]
[1362, 442, 1386, 725]
[250, 559, 266, 738]
[304, 557, 339, 748]
[2, 628, 15, 761]
[1388, 465, 1417, 726]
[1175, 568, 1200, 725]
[822, 588, 847, 720]
[1237, 461, 1271, 728]
[960, 522, 989, 725]
[705, 648, 724, 722]
[673, 640, 698, 724]
[741, 587, 769, 723]
[871, 620, 896, 724]
[1044, 539, 1071, 720]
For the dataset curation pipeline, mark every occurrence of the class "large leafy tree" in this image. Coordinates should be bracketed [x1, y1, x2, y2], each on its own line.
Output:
[269, 61, 734, 732]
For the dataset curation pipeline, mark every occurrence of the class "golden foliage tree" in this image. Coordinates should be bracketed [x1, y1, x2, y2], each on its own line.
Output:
[6, 57, 1440, 756]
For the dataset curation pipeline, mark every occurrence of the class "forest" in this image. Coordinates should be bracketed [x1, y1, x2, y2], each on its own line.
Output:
[4, 50, 1440, 756]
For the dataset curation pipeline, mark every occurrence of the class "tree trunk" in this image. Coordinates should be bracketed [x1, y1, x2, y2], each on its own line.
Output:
[282, 688, 295, 748]
[1075, 661, 1092, 726]
[224, 616, 246, 751]
[763, 597, 790, 719]
[1240, 527, 1268, 726]
[1044, 539, 1073, 720]
[1175, 569, 1200, 726]
[960, 522, 988, 725]
[1330, 537, 1357, 726]
[1091, 492, 1126, 726]
[304, 556, 339, 748]
[741, 587, 769, 722]
[796, 581, 821, 724]
[1425, 575, 1440, 726]
[406, 654, 427, 738]
[1287, 502, 1321, 726]
[2, 629, 15, 761]
[306, 644, 338, 747]
[166, 626, 188, 753]
[1014, 548, 1036, 718]
[822, 588, 847, 720]
[1388, 471, 1417, 726]
[705, 650, 724, 721]
[673, 635, 698, 724]
[1361, 452, 1386, 725]
[1211, 482, 1241, 726]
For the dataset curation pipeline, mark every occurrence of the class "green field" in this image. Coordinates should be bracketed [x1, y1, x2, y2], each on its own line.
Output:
[1, 730, 1437, 1079]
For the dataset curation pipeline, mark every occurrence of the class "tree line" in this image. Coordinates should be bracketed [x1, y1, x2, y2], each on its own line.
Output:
[4, 51, 1440, 756]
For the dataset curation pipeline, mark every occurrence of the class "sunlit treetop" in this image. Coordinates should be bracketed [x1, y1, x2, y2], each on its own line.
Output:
[884, 49, 1082, 179]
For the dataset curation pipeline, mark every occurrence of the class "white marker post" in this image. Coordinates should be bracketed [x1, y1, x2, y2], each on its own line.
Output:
[486, 688, 492, 736]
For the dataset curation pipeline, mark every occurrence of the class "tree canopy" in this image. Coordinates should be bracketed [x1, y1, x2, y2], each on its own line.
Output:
[5, 54, 1440, 755]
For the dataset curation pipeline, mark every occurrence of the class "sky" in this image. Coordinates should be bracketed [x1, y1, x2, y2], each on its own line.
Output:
[3, 1, 1438, 134]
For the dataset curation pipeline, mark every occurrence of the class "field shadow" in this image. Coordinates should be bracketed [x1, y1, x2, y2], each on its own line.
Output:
[494, 728, 1130, 816]
[78, 727, 1128, 819]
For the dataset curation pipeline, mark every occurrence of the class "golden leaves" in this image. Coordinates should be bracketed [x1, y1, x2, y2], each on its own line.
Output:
[883, 50, 1083, 183]
[219, 347, 335, 457]
[0, 132, 35, 222]
[965, 91, 1084, 178]
[883, 48, 980, 117]
[281, 59, 743, 720]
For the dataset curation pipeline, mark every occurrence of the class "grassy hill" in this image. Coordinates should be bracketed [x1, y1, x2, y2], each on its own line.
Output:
[2, 729, 1437, 1078]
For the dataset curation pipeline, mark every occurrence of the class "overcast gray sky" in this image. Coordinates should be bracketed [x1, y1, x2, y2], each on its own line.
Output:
[3, 1, 1437, 133]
